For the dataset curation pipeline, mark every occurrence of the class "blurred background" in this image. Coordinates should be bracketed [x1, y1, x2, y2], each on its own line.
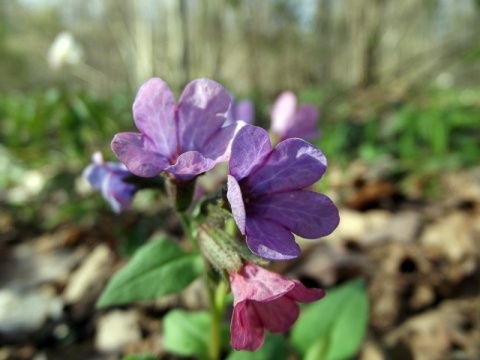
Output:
[0, 0, 479, 359]
[4, 0, 480, 94]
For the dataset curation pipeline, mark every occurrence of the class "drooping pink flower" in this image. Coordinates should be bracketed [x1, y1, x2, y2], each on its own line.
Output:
[229, 263, 326, 351]
[270, 91, 320, 142]
[111, 78, 244, 182]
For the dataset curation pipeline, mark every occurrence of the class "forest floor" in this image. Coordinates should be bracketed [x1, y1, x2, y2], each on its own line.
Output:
[0, 161, 479, 360]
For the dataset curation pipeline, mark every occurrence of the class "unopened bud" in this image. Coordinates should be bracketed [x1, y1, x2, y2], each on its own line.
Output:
[198, 224, 243, 273]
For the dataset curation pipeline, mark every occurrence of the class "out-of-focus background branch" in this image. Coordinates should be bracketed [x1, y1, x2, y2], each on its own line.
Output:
[2, 0, 480, 94]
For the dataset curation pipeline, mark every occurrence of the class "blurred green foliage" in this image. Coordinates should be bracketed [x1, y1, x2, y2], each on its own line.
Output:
[2, 85, 478, 175]
[0, 87, 134, 233]
[0, 87, 132, 167]
[291, 279, 369, 360]
[0, 85, 479, 233]
[303, 86, 480, 172]
[0, 82, 477, 359]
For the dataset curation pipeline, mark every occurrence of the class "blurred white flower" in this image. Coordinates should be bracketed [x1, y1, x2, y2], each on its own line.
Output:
[48, 31, 83, 69]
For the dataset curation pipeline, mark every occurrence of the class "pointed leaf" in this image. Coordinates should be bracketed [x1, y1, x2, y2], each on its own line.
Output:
[164, 310, 230, 360]
[122, 355, 158, 360]
[291, 279, 369, 360]
[226, 333, 289, 360]
[97, 237, 203, 307]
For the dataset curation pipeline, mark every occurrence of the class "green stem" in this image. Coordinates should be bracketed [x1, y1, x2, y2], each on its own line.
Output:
[179, 198, 228, 359]
[208, 280, 228, 360]
[179, 211, 198, 252]
[167, 177, 196, 212]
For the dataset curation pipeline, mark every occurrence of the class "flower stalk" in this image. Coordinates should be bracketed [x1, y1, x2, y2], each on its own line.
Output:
[208, 280, 228, 360]
[167, 177, 197, 212]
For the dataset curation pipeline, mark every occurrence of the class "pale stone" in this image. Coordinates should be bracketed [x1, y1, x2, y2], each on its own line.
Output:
[420, 211, 476, 264]
[0, 289, 63, 335]
[63, 244, 115, 320]
[334, 209, 368, 241]
[63, 244, 114, 304]
[95, 310, 142, 353]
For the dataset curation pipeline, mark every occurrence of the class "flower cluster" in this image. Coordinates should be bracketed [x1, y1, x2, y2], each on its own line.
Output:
[111, 78, 244, 182]
[85, 77, 339, 352]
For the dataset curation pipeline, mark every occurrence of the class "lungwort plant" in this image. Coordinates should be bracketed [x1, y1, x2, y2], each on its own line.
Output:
[87, 77, 368, 359]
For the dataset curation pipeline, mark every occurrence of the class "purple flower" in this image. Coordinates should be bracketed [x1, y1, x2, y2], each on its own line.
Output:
[229, 262, 325, 351]
[83, 152, 138, 213]
[270, 91, 320, 142]
[226, 125, 339, 260]
[111, 78, 244, 182]
[226, 98, 254, 126]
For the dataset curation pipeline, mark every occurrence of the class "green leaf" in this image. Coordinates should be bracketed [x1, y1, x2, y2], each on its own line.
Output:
[304, 336, 328, 360]
[122, 354, 158, 360]
[226, 333, 289, 360]
[96, 237, 204, 307]
[291, 278, 369, 360]
[163, 310, 230, 360]
[163, 309, 231, 359]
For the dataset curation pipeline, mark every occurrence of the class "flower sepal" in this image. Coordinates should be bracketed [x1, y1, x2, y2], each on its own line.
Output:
[196, 200, 271, 268]
[197, 223, 243, 273]
[166, 177, 197, 212]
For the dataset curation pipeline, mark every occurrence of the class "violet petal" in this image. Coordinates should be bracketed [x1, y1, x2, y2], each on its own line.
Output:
[244, 138, 327, 195]
[248, 190, 340, 239]
[165, 151, 215, 182]
[233, 100, 254, 124]
[111, 132, 170, 177]
[102, 172, 136, 213]
[201, 121, 245, 164]
[245, 217, 300, 260]
[177, 79, 231, 152]
[284, 105, 320, 140]
[229, 125, 272, 181]
[132, 78, 177, 161]
[227, 175, 246, 234]
[83, 163, 107, 190]
[104, 161, 130, 173]
[270, 91, 296, 136]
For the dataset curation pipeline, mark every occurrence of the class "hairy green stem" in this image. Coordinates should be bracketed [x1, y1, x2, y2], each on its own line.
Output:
[179, 211, 198, 252]
[208, 280, 228, 360]
[180, 210, 227, 360]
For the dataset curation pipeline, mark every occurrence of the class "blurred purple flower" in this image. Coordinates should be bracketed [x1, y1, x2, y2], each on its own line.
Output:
[83, 152, 138, 213]
[229, 262, 325, 351]
[112, 78, 244, 182]
[270, 91, 320, 142]
[227, 125, 339, 260]
[225, 98, 254, 126]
